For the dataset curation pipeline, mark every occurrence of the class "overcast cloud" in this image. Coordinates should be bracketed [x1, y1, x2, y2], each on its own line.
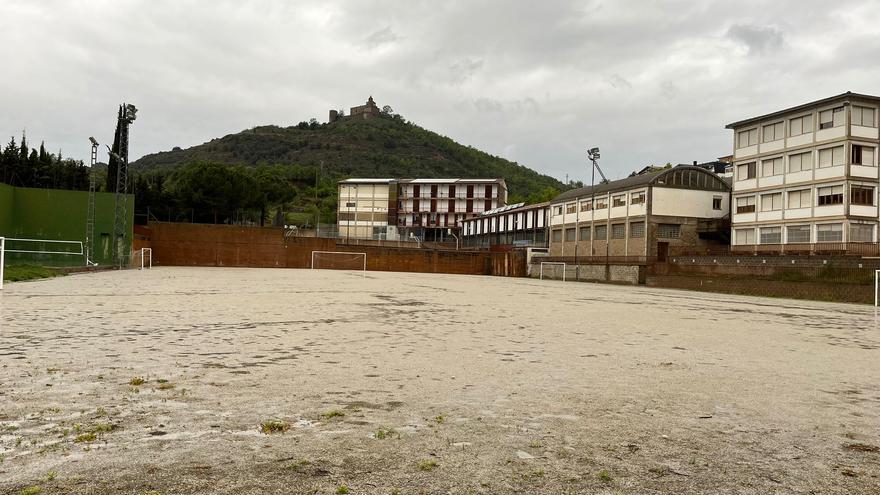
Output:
[1, 0, 879, 182]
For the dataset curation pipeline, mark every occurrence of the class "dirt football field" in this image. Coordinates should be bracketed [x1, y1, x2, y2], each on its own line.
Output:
[1, 267, 878, 494]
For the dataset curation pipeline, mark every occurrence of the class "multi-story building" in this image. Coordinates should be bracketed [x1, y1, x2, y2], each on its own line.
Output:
[337, 179, 398, 239]
[547, 166, 730, 260]
[726, 92, 879, 250]
[337, 178, 507, 241]
[396, 179, 507, 240]
[461, 202, 549, 249]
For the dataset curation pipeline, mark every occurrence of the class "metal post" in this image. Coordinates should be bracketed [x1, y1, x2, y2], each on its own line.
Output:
[86, 138, 98, 266]
[0, 237, 5, 291]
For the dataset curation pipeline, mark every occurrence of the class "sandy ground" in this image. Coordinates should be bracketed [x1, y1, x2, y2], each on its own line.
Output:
[0, 267, 878, 495]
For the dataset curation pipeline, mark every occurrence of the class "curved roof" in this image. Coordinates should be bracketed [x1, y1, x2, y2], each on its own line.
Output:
[552, 166, 729, 203]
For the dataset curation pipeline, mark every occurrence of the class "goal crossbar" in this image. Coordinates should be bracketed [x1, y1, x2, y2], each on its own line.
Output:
[311, 251, 367, 275]
[539, 261, 566, 282]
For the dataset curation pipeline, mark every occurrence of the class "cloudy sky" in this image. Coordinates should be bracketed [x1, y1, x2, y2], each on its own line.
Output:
[1, 0, 878, 182]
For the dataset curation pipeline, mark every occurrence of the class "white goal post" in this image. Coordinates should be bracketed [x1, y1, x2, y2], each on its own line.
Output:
[875, 269, 880, 307]
[1, 237, 85, 291]
[133, 248, 152, 270]
[539, 261, 566, 281]
[311, 251, 367, 275]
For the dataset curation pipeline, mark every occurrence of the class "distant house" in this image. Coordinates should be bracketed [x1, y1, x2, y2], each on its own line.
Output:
[330, 96, 382, 122]
[547, 166, 730, 260]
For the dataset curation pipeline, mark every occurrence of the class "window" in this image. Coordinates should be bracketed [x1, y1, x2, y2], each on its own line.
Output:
[737, 128, 758, 148]
[657, 223, 680, 238]
[345, 202, 356, 207]
[595, 198, 607, 209]
[761, 157, 784, 176]
[760, 192, 783, 211]
[852, 106, 876, 127]
[737, 162, 756, 180]
[735, 228, 755, 245]
[630, 221, 645, 238]
[551, 229, 562, 242]
[612, 195, 626, 207]
[580, 200, 592, 212]
[788, 151, 812, 173]
[787, 189, 811, 209]
[579, 226, 591, 241]
[816, 223, 843, 242]
[735, 196, 756, 213]
[852, 145, 876, 166]
[594, 225, 607, 240]
[631, 191, 646, 205]
[817, 185, 844, 205]
[760, 226, 782, 244]
[850, 224, 875, 242]
[851, 185, 875, 206]
[712, 196, 723, 210]
[553, 205, 563, 216]
[790, 114, 812, 136]
[611, 223, 625, 239]
[566, 203, 576, 214]
[762, 122, 784, 142]
[787, 225, 811, 243]
[818, 107, 844, 129]
[565, 228, 576, 242]
[817, 146, 844, 168]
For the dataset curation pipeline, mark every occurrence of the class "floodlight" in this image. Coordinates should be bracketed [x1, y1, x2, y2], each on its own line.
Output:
[89, 137, 99, 146]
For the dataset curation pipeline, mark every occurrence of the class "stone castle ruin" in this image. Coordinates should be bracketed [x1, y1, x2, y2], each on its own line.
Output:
[329, 96, 381, 123]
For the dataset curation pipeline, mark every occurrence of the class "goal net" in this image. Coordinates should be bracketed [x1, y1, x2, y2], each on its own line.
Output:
[539, 261, 567, 281]
[311, 251, 367, 273]
[132, 248, 152, 270]
[1, 236, 86, 290]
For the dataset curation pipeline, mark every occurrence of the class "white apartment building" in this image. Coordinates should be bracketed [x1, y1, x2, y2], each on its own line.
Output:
[727, 92, 879, 250]
[337, 178, 507, 241]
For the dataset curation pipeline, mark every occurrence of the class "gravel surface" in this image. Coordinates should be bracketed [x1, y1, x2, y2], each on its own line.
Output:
[1, 267, 878, 494]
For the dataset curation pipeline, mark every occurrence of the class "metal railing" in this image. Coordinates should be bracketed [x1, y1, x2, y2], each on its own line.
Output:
[671, 242, 880, 257]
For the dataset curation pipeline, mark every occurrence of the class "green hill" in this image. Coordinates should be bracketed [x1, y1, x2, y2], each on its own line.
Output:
[135, 115, 563, 198]
[130, 114, 565, 226]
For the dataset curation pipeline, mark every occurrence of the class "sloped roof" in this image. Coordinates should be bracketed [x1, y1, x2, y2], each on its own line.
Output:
[725, 91, 880, 129]
[552, 166, 728, 203]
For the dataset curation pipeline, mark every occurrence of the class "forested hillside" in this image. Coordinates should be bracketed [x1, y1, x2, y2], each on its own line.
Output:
[131, 112, 565, 225]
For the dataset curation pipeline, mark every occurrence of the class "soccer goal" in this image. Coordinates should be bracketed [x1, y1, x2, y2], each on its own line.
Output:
[539, 261, 567, 281]
[0, 237, 85, 290]
[311, 251, 367, 275]
[875, 269, 880, 307]
[132, 248, 152, 270]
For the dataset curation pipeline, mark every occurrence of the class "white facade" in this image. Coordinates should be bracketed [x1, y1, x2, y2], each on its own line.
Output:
[396, 179, 507, 229]
[727, 92, 880, 246]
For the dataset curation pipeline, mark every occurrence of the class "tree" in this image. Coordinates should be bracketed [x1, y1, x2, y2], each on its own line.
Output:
[381, 105, 393, 115]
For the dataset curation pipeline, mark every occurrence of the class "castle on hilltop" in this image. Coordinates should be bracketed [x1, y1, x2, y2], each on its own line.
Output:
[329, 96, 381, 122]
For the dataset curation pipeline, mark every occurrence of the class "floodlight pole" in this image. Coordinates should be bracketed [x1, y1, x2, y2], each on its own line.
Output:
[86, 137, 99, 266]
[588, 147, 608, 280]
[111, 103, 137, 269]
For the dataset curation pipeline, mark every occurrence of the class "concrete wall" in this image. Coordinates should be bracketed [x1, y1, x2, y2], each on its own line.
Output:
[530, 262, 644, 285]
